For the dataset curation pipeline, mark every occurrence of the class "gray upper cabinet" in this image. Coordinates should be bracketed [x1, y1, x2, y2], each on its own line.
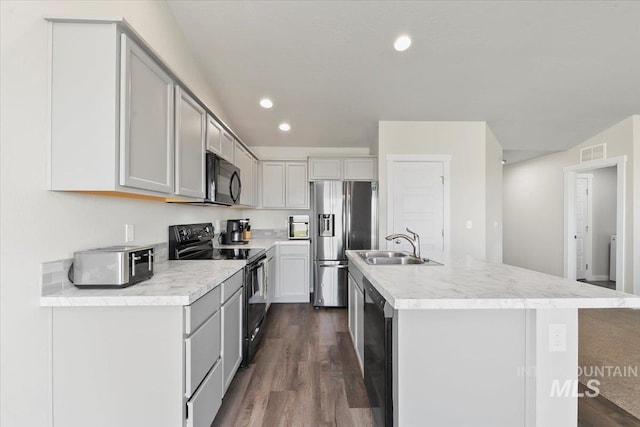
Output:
[175, 87, 206, 199]
[234, 141, 255, 206]
[220, 129, 235, 163]
[119, 34, 174, 193]
[206, 114, 222, 156]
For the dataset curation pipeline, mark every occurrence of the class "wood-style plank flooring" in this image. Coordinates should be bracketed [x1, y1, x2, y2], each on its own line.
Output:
[213, 303, 639, 426]
[578, 383, 640, 427]
[212, 303, 373, 427]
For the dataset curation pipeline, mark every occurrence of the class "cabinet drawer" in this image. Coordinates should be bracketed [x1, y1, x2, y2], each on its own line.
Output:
[185, 286, 221, 335]
[278, 244, 309, 256]
[185, 310, 221, 398]
[186, 359, 223, 427]
[221, 270, 244, 304]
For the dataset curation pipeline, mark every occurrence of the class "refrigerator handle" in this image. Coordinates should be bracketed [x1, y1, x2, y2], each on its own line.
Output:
[344, 182, 350, 250]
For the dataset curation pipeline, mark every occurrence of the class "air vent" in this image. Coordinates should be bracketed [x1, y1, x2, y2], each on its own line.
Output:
[580, 143, 607, 163]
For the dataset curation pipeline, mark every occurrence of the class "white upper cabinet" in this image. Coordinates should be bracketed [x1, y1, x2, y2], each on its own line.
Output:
[234, 141, 256, 207]
[260, 161, 309, 209]
[206, 114, 222, 156]
[220, 129, 235, 163]
[175, 87, 206, 199]
[343, 157, 377, 180]
[308, 157, 377, 181]
[285, 162, 309, 208]
[308, 158, 342, 181]
[49, 22, 179, 196]
[119, 35, 175, 194]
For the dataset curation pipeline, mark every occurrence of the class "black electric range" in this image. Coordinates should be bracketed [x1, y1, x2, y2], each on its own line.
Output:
[168, 223, 265, 263]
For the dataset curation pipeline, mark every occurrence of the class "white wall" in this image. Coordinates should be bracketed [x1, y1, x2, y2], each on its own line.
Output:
[0, 2, 240, 425]
[503, 116, 636, 293]
[378, 121, 502, 261]
[590, 167, 617, 277]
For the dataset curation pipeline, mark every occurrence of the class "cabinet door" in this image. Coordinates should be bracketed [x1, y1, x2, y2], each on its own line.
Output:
[222, 289, 243, 392]
[175, 87, 206, 198]
[285, 162, 309, 208]
[308, 158, 342, 181]
[275, 245, 310, 303]
[220, 130, 235, 163]
[355, 283, 364, 374]
[234, 142, 253, 206]
[343, 158, 377, 181]
[206, 114, 222, 155]
[252, 157, 258, 207]
[119, 34, 174, 193]
[261, 162, 285, 208]
[348, 273, 355, 343]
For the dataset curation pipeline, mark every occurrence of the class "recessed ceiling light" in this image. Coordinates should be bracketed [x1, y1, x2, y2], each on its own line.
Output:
[394, 35, 412, 52]
[259, 98, 273, 109]
[279, 123, 291, 132]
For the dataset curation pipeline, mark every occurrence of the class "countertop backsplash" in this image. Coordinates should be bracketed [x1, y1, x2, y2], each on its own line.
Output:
[41, 242, 168, 296]
[250, 228, 288, 239]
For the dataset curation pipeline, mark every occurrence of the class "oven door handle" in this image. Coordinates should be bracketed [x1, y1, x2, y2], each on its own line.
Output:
[319, 264, 349, 269]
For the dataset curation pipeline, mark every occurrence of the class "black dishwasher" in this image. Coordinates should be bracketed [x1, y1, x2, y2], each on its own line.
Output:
[364, 278, 393, 427]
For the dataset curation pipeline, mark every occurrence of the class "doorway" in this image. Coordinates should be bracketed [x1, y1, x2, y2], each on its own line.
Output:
[564, 156, 626, 293]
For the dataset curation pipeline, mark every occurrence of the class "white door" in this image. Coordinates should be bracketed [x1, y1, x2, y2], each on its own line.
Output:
[575, 175, 592, 280]
[387, 160, 445, 253]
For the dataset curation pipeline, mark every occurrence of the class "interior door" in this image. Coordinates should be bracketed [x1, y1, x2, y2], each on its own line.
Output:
[575, 176, 591, 280]
[387, 160, 444, 253]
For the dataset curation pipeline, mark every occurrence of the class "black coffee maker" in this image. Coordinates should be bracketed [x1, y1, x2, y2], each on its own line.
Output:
[221, 219, 250, 245]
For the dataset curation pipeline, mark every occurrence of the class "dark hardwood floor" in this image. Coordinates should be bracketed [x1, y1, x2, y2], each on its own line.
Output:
[578, 383, 640, 427]
[213, 303, 639, 426]
[212, 303, 373, 427]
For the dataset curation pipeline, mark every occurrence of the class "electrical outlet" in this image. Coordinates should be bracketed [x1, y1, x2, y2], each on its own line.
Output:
[466, 220, 472, 229]
[125, 224, 135, 243]
[214, 220, 221, 233]
[548, 324, 567, 352]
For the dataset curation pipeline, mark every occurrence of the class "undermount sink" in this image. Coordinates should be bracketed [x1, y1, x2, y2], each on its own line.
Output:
[355, 250, 443, 266]
[360, 251, 409, 258]
[367, 256, 426, 265]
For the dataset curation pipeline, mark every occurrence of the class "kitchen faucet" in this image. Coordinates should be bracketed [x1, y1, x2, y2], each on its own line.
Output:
[385, 228, 421, 259]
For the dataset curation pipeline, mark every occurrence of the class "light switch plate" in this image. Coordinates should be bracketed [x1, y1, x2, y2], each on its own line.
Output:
[466, 220, 472, 229]
[125, 224, 135, 243]
[548, 323, 567, 352]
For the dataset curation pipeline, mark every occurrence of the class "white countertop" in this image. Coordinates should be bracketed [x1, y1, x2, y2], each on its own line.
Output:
[346, 250, 640, 310]
[40, 239, 310, 307]
[40, 259, 246, 307]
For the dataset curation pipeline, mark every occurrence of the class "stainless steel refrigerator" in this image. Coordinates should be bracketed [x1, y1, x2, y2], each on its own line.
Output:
[313, 181, 378, 307]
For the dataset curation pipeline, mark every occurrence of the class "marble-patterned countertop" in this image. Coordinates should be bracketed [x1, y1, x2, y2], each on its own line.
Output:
[346, 250, 640, 310]
[40, 239, 310, 307]
[40, 259, 246, 307]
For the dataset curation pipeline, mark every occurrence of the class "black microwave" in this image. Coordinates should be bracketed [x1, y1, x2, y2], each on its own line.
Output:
[206, 152, 242, 205]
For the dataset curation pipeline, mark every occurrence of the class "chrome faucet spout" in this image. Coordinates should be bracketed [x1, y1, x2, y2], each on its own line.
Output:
[384, 229, 421, 259]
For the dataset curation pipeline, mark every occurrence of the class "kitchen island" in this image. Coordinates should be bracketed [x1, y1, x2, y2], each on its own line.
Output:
[346, 250, 640, 427]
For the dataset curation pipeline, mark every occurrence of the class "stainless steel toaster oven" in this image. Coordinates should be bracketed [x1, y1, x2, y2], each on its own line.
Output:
[72, 246, 154, 288]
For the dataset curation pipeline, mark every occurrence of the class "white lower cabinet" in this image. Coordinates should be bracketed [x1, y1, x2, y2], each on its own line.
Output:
[273, 242, 310, 303]
[50, 270, 245, 427]
[348, 270, 364, 375]
[222, 287, 243, 393]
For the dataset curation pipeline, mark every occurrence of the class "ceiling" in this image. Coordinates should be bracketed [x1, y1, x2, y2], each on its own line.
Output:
[168, 1, 640, 162]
